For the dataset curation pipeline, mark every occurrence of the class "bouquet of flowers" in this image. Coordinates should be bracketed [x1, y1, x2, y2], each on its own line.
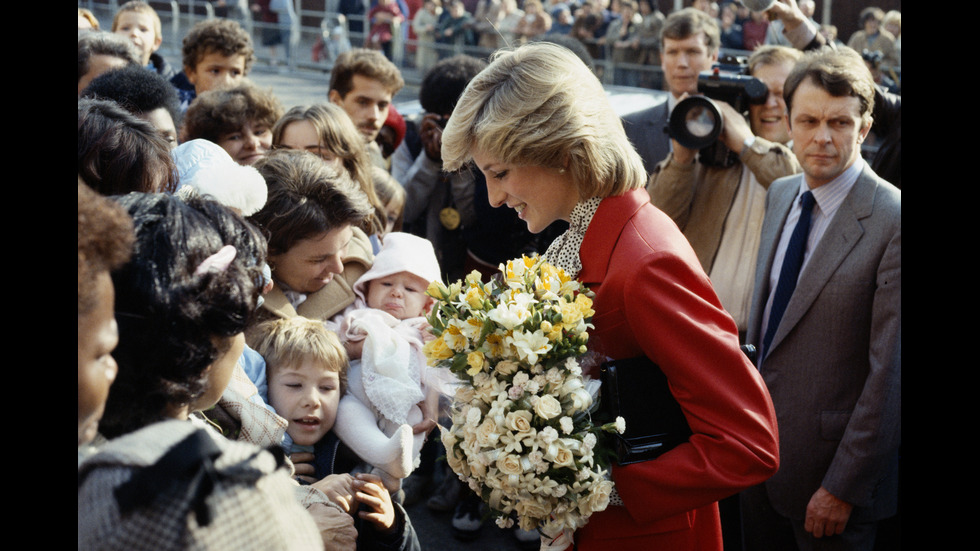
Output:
[424, 255, 625, 544]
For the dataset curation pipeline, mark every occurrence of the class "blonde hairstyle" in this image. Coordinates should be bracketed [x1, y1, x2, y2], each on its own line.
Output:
[251, 317, 349, 393]
[272, 103, 385, 236]
[112, 1, 162, 40]
[441, 42, 646, 199]
[371, 165, 406, 233]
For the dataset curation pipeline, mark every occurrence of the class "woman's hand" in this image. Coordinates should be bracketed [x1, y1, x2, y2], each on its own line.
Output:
[353, 473, 398, 534]
[312, 473, 358, 513]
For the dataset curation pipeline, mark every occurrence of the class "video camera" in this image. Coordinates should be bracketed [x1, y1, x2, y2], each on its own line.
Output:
[667, 55, 768, 167]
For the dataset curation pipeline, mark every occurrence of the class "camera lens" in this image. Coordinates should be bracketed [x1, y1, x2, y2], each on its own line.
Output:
[668, 96, 723, 150]
[683, 105, 717, 138]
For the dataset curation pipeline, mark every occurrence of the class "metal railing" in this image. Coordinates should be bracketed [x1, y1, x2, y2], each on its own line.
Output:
[80, 1, 673, 91]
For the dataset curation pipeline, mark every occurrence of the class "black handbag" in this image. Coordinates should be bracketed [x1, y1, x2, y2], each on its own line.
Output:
[598, 345, 756, 465]
[598, 355, 692, 465]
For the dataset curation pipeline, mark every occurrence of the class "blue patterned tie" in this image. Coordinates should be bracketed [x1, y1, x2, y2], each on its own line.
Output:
[763, 191, 815, 360]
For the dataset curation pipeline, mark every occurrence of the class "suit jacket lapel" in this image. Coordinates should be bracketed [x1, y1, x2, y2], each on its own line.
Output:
[767, 167, 877, 354]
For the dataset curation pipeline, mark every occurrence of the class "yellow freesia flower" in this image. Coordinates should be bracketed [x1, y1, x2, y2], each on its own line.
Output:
[427, 280, 449, 299]
[466, 351, 486, 376]
[445, 324, 468, 352]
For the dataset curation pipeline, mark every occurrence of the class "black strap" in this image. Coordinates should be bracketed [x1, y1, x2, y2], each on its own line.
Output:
[114, 429, 223, 525]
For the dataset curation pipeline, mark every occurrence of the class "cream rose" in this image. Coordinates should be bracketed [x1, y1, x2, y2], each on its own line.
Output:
[506, 409, 534, 434]
[476, 417, 500, 447]
[552, 442, 575, 467]
[534, 394, 562, 420]
[496, 453, 524, 476]
[586, 479, 614, 514]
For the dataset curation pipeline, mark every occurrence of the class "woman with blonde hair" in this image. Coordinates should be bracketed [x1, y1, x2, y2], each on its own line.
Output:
[441, 42, 780, 551]
[273, 103, 386, 240]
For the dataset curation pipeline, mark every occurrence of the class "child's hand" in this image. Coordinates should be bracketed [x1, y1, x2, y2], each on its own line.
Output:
[411, 395, 439, 436]
[353, 473, 397, 534]
[312, 473, 358, 513]
[290, 452, 317, 485]
[344, 338, 364, 360]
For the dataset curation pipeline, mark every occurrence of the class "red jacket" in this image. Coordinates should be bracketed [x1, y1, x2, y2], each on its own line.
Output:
[574, 189, 779, 549]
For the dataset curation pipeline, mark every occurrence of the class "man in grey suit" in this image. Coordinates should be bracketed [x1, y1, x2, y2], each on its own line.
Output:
[623, 8, 718, 174]
[742, 46, 900, 551]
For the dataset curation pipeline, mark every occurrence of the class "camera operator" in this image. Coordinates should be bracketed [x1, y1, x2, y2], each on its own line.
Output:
[646, 45, 803, 341]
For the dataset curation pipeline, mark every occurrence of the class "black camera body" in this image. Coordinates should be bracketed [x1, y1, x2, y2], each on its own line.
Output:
[667, 56, 768, 167]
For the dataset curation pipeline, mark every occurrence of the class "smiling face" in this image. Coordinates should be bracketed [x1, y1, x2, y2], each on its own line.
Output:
[661, 33, 717, 97]
[78, 272, 120, 446]
[269, 224, 354, 294]
[217, 121, 273, 165]
[366, 272, 433, 320]
[114, 11, 161, 66]
[268, 359, 341, 447]
[329, 74, 393, 143]
[788, 78, 871, 189]
[186, 52, 246, 95]
[471, 148, 579, 234]
[749, 60, 795, 145]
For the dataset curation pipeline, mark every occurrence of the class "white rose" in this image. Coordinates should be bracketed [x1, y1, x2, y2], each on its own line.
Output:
[496, 453, 524, 476]
[587, 479, 614, 514]
[506, 409, 534, 434]
[534, 394, 562, 420]
[552, 443, 575, 467]
[568, 387, 593, 412]
[515, 497, 551, 523]
[476, 418, 500, 447]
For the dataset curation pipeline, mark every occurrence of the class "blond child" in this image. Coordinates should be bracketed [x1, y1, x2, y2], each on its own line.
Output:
[111, 1, 177, 79]
[251, 317, 415, 543]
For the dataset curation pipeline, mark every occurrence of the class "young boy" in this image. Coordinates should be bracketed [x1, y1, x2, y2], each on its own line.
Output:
[171, 18, 255, 111]
[111, 1, 177, 80]
[251, 317, 418, 546]
[330, 232, 448, 493]
[252, 317, 349, 458]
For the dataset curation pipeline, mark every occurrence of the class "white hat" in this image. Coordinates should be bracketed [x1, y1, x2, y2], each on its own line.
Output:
[172, 139, 268, 216]
[354, 233, 442, 300]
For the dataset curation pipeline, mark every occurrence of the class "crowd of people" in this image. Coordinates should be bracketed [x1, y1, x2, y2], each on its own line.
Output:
[79, 1, 900, 550]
